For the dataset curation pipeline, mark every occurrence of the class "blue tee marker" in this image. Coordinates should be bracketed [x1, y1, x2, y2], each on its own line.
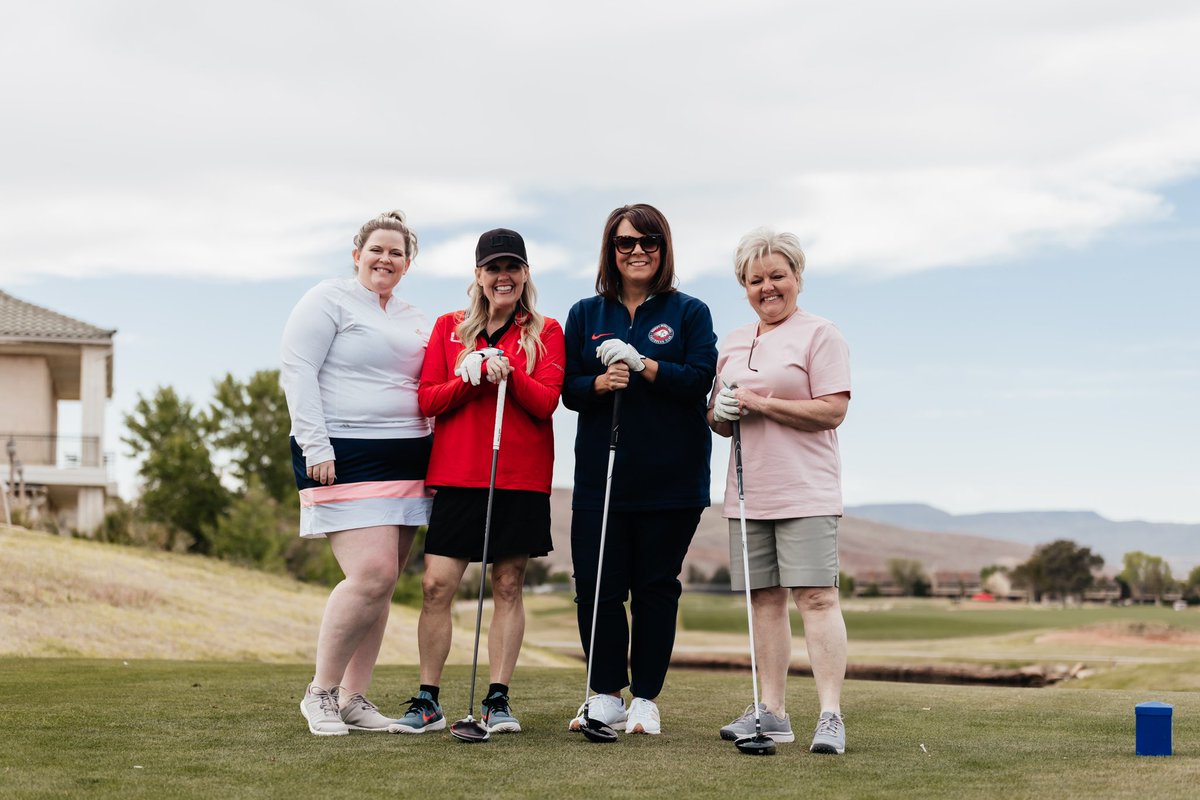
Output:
[1135, 701, 1173, 756]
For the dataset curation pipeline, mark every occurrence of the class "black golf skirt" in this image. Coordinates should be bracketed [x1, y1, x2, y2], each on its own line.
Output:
[424, 486, 552, 563]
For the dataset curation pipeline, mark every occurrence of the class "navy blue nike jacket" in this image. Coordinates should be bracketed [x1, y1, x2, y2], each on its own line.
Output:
[563, 291, 717, 512]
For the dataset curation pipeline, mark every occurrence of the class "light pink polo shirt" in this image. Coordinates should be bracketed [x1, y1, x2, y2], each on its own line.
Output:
[713, 308, 851, 519]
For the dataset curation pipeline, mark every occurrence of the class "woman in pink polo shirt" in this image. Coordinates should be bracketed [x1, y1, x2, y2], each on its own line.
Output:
[708, 227, 852, 755]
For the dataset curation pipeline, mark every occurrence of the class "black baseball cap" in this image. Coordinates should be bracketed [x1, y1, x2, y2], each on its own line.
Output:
[476, 228, 528, 267]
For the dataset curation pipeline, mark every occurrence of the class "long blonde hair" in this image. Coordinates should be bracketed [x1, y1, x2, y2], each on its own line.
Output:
[453, 267, 546, 373]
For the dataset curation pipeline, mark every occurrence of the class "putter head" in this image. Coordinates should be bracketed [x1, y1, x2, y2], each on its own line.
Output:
[735, 734, 777, 756]
[579, 716, 619, 743]
[449, 717, 490, 743]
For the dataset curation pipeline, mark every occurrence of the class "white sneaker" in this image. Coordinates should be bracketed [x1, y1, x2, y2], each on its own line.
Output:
[625, 697, 661, 735]
[300, 683, 349, 736]
[568, 694, 627, 731]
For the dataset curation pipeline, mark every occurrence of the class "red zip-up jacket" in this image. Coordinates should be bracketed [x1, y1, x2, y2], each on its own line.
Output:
[419, 311, 565, 492]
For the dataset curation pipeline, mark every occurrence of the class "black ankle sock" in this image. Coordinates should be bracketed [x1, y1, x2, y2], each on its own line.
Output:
[420, 684, 440, 703]
[488, 683, 509, 698]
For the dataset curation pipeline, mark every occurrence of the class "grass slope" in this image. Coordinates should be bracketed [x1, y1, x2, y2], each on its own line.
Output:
[2, 659, 1196, 800]
[0, 526, 568, 667]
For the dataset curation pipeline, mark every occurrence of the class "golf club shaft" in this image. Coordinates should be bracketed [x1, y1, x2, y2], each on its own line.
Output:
[466, 377, 508, 718]
[583, 391, 622, 707]
[733, 420, 764, 734]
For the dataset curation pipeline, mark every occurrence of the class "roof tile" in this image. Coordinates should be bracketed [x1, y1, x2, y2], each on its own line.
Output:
[0, 289, 116, 341]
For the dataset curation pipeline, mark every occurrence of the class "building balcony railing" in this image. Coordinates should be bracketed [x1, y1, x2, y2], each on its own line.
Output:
[2, 433, 110, 470]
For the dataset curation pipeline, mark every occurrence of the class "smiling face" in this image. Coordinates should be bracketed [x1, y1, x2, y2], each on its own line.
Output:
[352, 229, 410, 298]
[613, 218, 662, 294]
[476, 257, 528, 318]
[745, 252, 800, 330]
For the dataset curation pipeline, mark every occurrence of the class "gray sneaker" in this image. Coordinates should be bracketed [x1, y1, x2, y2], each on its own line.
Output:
[719, 703, 795, 743]
[300, 683, 349, 736]
[481, 691, 522, 733]
[809, 711, 846, 754]
[387, 690, 446, 734]
[337, 690, 396, 732]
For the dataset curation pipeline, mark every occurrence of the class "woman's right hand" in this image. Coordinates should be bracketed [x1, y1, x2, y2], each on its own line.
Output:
[485, 354, 513, 384]
[594, 362, 631, 395]
[307, 460, 336, 485]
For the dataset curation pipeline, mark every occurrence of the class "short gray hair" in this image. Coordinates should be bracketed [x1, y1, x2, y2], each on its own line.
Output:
[733, 227, 805, 290]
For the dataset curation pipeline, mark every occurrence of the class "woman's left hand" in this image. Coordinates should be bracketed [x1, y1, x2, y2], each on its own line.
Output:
[485, 354, 512, 383]
[596, 339, 646, 372]
[714, 384, 746, 422]
[456, 347, 503, 386]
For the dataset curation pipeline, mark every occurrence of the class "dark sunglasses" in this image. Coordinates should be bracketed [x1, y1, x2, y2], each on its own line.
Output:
[612, 234, 663, 254]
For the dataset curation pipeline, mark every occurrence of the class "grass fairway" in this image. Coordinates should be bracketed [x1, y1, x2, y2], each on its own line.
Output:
[3, 659, 1196, 799]
[679, 594, 1200, 639]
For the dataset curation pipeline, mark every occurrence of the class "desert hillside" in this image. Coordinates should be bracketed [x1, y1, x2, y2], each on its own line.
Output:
[0, 525, 570, 666]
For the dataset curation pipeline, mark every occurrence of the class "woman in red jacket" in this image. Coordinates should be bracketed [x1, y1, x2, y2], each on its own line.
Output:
[391, 228, 565, 736]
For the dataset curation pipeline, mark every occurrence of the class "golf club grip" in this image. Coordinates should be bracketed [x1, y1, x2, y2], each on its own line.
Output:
[492, 377, 507, 449]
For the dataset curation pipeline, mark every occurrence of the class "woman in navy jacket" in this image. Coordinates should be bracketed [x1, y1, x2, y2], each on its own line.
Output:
[563, 203, 717, 735]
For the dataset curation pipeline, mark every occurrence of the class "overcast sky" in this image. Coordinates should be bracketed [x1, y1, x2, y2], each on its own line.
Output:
[3, 1, 1198, 523]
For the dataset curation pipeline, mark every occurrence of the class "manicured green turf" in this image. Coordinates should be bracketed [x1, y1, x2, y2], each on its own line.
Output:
[2, 658, 1196, 799]
[679, 594, 1200, 639]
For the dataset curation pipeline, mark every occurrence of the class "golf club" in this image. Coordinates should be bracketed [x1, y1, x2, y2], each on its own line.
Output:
[731, 416, 776, 756]
[575, 391, 622, 744]
[449, 374, 508, 744]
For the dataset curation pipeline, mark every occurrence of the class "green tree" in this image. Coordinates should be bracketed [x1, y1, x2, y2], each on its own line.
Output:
[204, 476, 289, 570]
[1185, 565, 1200, 601]
[1121, 551, 1174, 604]
[886, 558, 929, 597]
[124, 387, 229, 553]
[205, 370, 294, 503]
[526, 559, 553, 587]
[1011, 539, 1103, 604]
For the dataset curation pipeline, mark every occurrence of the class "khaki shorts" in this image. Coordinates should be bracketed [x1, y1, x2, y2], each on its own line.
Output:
[728, 516, 840, 591]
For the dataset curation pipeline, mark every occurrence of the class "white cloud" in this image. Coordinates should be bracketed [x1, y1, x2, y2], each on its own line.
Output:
[3, 1, 1199, 282]
[416, 233, 573, 279]
[0, 177, 531, 282]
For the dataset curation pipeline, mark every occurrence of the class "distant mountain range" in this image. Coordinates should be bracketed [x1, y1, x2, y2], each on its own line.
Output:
[544, 491, 1032, 582]
[845, 504, 1199, 575]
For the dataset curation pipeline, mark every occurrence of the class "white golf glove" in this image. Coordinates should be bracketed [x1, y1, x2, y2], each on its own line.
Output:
[713, 384, 745, 422]
[455, 347, 503, 386]
[595, 339, 646, 372]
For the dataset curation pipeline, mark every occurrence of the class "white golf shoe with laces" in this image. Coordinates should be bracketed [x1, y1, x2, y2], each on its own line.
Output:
[568, 693, 627, 731]
[625, 697, 661, 735]
[300, 683, 349, 736]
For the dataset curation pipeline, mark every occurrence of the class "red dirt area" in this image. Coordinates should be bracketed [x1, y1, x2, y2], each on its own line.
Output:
[1037, 622, 1200, 647]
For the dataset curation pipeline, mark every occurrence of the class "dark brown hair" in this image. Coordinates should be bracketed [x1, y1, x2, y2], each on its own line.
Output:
[595, 203, 677, 301]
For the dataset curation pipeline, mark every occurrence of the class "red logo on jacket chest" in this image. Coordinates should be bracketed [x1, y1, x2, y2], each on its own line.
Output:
[647, 324, 674, 345]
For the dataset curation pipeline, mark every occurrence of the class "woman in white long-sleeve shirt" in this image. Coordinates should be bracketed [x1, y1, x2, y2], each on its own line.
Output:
[281, 210, 433, 736]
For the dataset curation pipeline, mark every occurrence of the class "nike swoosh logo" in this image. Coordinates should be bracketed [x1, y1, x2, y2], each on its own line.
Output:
[591, 333, 614, 340]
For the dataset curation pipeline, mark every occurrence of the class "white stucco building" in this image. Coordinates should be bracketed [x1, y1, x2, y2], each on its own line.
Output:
[0, 290, 116, 533]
